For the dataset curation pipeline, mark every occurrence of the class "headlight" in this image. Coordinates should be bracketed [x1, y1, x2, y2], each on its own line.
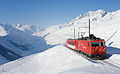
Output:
[103, 50, 106, 52]
[94, 49, 97, 50]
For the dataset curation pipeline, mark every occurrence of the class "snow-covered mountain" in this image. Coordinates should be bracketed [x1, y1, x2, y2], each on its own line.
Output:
[0, 10, 120, 74]
[41, 10, 120, 48]
[0, 23, 50, 64]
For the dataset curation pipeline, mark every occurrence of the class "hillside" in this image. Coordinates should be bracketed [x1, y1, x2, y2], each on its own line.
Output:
[0, 45, 120, 74]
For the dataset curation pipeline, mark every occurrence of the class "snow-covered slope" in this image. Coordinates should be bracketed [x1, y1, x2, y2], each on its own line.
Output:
[0, 45, 120, 74]
[0, 10, 120, 74]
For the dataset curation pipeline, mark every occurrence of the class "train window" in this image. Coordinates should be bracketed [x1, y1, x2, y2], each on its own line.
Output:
[68, 41, 70, 44]
[71, 42, 73, 45]
[101, 42, 105, 47]
[88, 42, 89, 47]
[72, 42, 74, 45]
[91, 42, 99, 47]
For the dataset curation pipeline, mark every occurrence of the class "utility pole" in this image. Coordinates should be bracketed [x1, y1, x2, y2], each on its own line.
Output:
[74, 28, 75, 39]
[89, 19, 90, 38]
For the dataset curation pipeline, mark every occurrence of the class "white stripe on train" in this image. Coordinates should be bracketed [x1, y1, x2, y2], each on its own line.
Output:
[66, 43, 76, 49]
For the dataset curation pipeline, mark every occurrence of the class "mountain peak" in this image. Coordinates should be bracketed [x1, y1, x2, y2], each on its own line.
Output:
[0, 25, 8, 36]
[95, 9, 107, 13]
[80, 9, 108, 19]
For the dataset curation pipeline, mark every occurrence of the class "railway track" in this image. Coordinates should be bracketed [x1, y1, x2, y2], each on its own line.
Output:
[63, 44, 120, 70]
[96, 60, 120, 69]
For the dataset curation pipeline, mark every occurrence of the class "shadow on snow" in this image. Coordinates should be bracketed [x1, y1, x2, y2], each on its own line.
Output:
[106, 46, 120, 59]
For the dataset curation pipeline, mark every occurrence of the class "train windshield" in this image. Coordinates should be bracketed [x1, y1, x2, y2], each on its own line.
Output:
[91, 42, 99, 47]
[101, 42, 105, 47]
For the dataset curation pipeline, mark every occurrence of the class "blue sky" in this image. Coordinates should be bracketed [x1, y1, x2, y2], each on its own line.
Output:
[0, 0, 120, 28]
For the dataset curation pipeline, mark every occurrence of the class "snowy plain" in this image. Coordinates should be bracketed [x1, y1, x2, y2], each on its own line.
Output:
[0, 10, 120, 74]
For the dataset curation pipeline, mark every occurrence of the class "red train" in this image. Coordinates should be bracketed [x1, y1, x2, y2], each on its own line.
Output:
[66, 19, 106, 59]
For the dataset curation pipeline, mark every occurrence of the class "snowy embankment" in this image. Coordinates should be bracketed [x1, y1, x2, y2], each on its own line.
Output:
[0, 45, 120, 74]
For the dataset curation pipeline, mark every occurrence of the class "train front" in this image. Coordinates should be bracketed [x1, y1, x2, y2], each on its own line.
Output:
[90, 40, 106, 59]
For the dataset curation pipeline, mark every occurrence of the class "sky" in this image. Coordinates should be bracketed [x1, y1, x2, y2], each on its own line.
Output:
[0, 0, 120, 28]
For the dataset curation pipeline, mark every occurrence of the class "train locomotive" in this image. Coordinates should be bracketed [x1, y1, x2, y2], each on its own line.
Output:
[66, 19, 106, 59]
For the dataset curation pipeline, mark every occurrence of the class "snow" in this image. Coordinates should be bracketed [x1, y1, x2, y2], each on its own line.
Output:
[0, 9, 120, 74]
[0, 25, 7, 36]
[0, 45, 120, 74]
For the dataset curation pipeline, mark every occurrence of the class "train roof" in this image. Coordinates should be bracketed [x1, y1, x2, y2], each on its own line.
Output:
[67, 34, 105, 41]
[77, 37, 104, 41]
[67, 38, 104, 41]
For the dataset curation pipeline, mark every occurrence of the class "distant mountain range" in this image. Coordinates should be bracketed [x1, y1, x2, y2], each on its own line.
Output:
[0, 23, 48, 64]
